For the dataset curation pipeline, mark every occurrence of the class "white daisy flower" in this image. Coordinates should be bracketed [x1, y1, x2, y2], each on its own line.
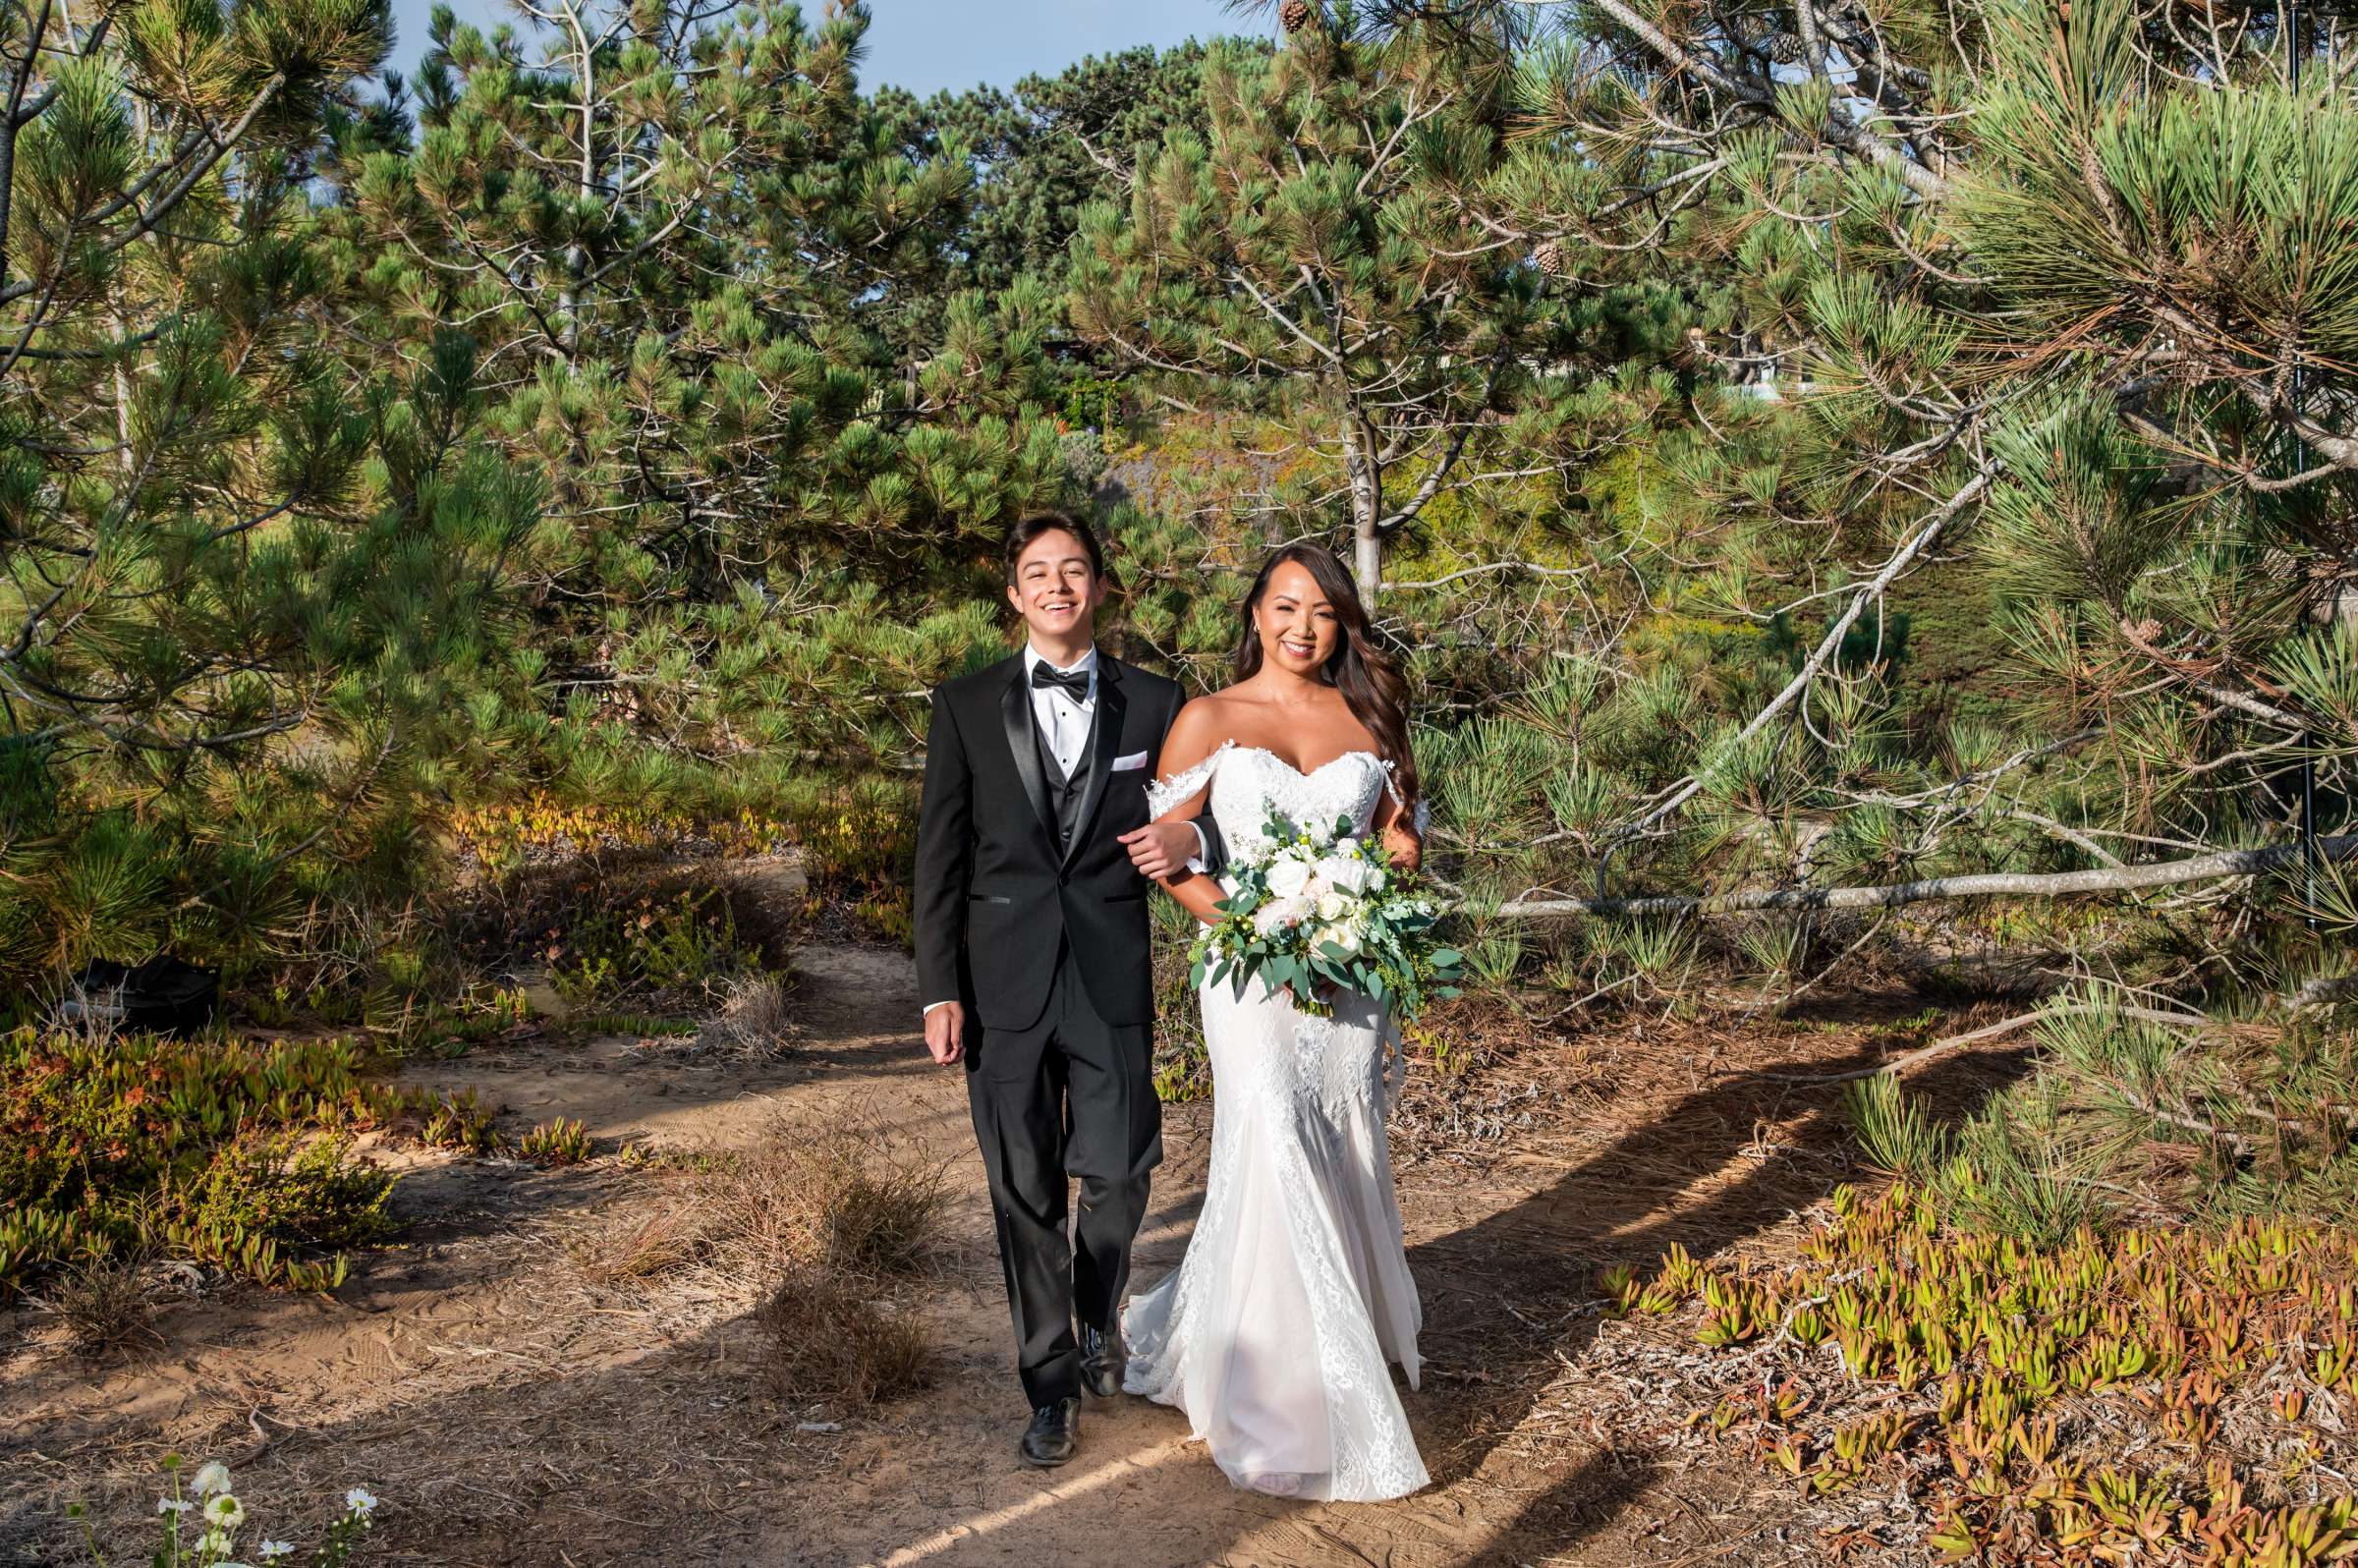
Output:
[257, 1542, 295, 1560]
[203, 1493, 246, 1529]
[344, 1487, 378, 1515]
[158, 1497, 194, 1515]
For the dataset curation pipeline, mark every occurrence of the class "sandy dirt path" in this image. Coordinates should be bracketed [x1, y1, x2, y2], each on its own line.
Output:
[4, 936, 1946, 1567]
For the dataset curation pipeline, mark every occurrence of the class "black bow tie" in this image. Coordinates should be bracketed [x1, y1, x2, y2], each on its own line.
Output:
[1031, 664, 1091, 699]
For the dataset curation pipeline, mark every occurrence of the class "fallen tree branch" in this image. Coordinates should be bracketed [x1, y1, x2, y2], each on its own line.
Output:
[1608, 464, 1997, 846]
[2288, 975, 2358, 1010]
[1757, 1000, 2213, 1085]
[1501, 833, 2358, 919]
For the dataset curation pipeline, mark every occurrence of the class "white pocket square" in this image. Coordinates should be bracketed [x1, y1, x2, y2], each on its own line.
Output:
[1112, 751, 1150, 773]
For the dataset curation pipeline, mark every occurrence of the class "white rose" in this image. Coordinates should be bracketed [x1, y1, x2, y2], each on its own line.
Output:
[1316, 918, 1365, 956]
[1315, 889, 1349, 922]
[1265, 856, 1313, 900]
[1319, 855, 1372, 894]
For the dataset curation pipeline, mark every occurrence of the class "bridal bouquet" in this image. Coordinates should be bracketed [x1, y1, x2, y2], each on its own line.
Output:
[1189, 808, 1460, 1022]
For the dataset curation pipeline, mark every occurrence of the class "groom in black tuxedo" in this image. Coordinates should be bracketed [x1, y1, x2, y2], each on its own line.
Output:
[914, 513, 1220, 1467]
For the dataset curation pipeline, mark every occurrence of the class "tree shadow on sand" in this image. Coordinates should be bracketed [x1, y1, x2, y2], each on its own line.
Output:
[1382, 1036, 2035, 1562]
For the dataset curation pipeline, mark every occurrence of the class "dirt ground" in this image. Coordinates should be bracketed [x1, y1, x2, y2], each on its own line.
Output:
[0, 938, 2019, 1568]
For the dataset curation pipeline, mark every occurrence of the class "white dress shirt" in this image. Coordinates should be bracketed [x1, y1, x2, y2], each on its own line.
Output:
[1024, 644, 1097, 780]
[921, 643, 1207, 1019]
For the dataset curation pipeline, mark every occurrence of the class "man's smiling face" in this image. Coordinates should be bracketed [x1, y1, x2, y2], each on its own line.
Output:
[1006, 527, 1106, 644]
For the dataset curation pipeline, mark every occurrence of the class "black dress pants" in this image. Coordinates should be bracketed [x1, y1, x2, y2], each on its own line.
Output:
[965, 944, 1160, 1409]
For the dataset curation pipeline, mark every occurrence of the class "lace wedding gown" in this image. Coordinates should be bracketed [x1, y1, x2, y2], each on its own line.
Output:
[1122, 741, 1429, 1503]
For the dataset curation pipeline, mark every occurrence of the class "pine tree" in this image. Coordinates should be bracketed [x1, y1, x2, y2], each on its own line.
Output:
[895, 42, 1246, 306]
[1065, 22, 1589, 601]
[1335, 0, 2358, 1216]
[1437, 0, 2358, 929]
[323, 0, 1074, 787]
[0, 0, 542, 992]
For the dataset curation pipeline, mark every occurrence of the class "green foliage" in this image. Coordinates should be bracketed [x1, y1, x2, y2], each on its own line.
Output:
[518, 1117, 592, 1165]
[1066, 23, 1657, 595]
[546, 889, 755, 1008]
[0, 1026, 488, 1293]
[1659, 1184, 2358, 1565]
[1842, 988, 2358, 1242]
[899, 42, 1246, 302]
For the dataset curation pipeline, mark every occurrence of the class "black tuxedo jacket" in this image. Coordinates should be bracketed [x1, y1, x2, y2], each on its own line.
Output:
[914, 652, 1197, 1034]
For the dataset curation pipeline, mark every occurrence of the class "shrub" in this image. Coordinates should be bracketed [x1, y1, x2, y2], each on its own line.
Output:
[546, 888, 757, 1007]
[1841, 987, 2358, 1240]
[756, 1271, 932, 1405]
[697, 975, 798, 1056]
[47, 1255, 157, 1360]
[790, 783, 918, 943]
[0, 1027, 476, 1294]
[162, 1134, 397, 1286]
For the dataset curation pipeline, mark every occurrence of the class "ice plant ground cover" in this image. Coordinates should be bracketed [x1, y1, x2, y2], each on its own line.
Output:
[1626, 1183, 2358, 1565]
[1190, 807, 1461, 1023]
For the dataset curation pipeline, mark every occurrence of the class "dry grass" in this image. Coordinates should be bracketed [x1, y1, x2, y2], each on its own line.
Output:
[756, 1271, 933, 1405]
[44, 1256, 158, 1361]
[577, 1113, 947, 1404]
[698, 973, 799, 1056]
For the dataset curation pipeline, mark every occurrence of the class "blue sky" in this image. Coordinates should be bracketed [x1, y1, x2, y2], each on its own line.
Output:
[384, 0, 1261, 93]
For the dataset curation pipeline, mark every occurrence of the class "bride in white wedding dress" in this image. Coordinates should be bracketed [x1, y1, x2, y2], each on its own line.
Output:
[1119, 543, 1430, 1503]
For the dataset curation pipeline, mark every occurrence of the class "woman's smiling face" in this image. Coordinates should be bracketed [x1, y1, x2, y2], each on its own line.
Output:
[1255, 559, 1340, 675]
[1006, 527, 1105, 642]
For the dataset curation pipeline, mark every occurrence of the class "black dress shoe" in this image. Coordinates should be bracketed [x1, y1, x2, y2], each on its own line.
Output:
[1079, 1322, 1127, 1398]
[1020, 1396, 1081, 1467]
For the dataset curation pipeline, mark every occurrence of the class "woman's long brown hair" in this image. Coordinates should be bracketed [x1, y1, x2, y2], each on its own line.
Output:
[1230, 543, 1419, 808]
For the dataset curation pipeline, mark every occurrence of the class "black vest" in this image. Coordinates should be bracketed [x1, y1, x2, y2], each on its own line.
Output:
[1032, 702, 1091, 854]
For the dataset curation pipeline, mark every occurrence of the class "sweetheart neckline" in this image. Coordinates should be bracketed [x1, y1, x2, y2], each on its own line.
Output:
[1225, 742, 1381, 781]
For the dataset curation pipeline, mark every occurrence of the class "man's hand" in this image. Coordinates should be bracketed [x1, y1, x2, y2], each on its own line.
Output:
[1120, 817, 1201, 880]
[924, 1001, 966, 1066]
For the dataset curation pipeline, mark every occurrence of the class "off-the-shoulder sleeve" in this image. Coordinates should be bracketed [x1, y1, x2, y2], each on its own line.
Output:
[1147, 738, 1233, 817]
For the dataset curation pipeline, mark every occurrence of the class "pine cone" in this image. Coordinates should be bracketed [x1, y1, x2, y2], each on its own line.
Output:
[1534, 239, 1568, 277]
[1280, 0, 1316, 32]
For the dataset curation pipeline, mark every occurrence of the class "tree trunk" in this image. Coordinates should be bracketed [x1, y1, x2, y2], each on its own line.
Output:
[1354, 515, 1381, 605]
[1339, 414, 1382, 602]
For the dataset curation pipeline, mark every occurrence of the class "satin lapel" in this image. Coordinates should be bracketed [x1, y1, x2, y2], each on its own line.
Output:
[999, 667, 1058, 851]
[1064, 658, 1127, 868]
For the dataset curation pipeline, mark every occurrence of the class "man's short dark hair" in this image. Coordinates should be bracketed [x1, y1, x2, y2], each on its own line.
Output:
[1003, 511, 1106, 588]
